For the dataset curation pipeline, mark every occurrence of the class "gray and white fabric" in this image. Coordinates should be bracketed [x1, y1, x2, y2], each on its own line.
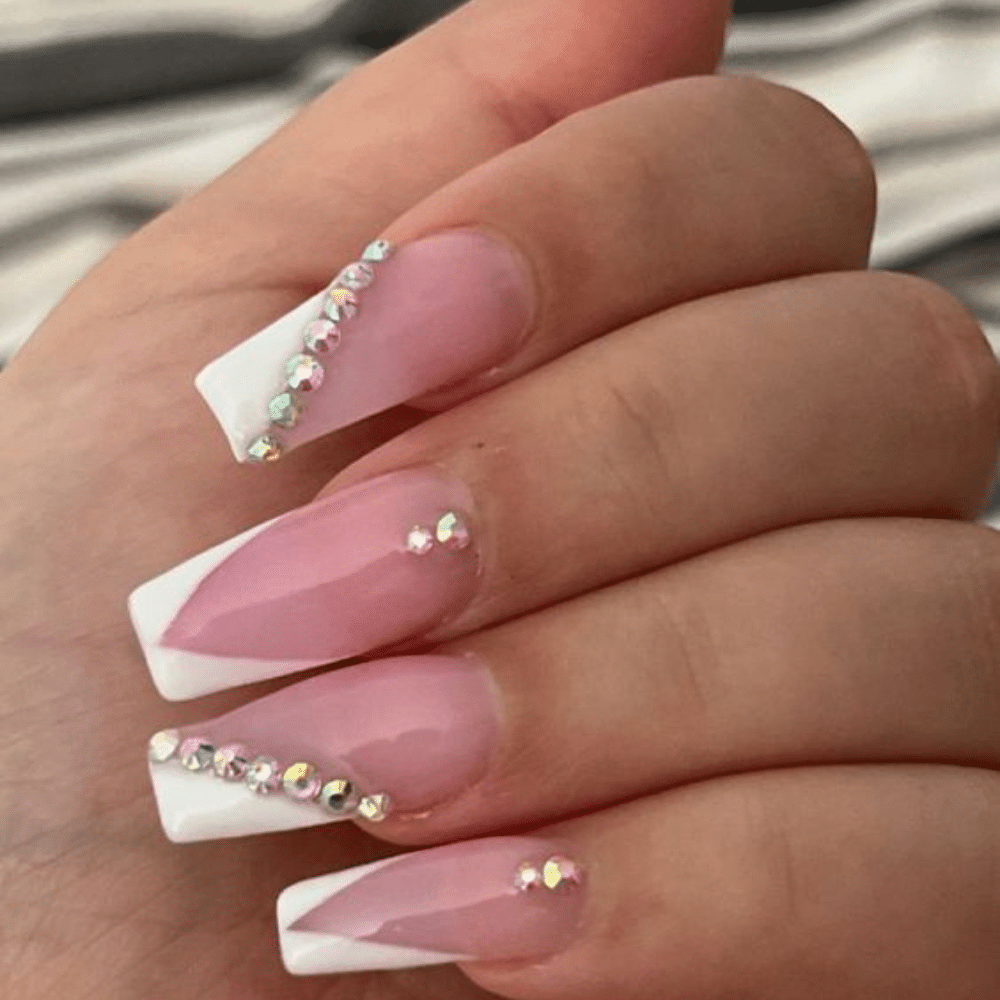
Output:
[1, 0, 998, 405]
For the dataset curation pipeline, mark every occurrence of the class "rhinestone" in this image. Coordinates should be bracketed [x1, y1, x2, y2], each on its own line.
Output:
[406, 525, 434, 555]
[542, 856, 582, 891]
[362, 240, 394, 263]
[514, 862, 544, 892]
[246, 434, 283, 464]
[268, 391, 302, 429]
[319, 778, 360, 815]
[303, 319, 341, 355]
[435, 511, 470, 551]
[213, 744, 251, 781]
[282, 761, 323, 801]
[335, 262, 375, 290]
[245, 755, 282, 794]
[147, 729, 181, 763]
[356, 793, 391, 822]
[286, 354, 325, 392]
[323, 286, 359, 322]
[178, 737, 215, 772]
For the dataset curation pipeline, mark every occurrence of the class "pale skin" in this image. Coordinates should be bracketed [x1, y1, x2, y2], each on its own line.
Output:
[3, 0, 1000, 997]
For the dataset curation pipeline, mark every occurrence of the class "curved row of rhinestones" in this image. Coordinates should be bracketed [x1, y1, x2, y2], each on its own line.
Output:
[147, 729, 391, 822]
[406, 511, 471, 555]
[246, 239, 395, 464]
[514, 856, 583, 893]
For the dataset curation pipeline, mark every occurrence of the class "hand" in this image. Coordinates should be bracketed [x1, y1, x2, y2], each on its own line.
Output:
[3, 1, 999, 999]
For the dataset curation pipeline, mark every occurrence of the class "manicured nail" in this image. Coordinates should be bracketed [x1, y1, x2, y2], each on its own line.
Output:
[128, 469, 480, 701]
[277, 837, 585, 974]
[196, 230, 533, 463]
[145, 654, 499, 842]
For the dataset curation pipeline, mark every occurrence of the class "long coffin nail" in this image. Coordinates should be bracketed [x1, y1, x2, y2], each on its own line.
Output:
[196, 230, 533, 463]
[145, 654, 499, 842]
[277, 837, 585, 975]
[129, 469, 480, 701]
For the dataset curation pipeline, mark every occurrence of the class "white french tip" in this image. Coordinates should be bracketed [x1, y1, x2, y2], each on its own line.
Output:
[277, 862, 468, 975]
[195, 291, 327, 462]
[149, 764, 340, 843]
[127, 517, 318, 701]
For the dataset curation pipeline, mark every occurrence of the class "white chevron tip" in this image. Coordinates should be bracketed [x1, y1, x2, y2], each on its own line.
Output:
[277, 863, 470, 975]
[127, 516, 317, 701]
[195, 291, 327, 462]
[149, 763, 340, 843]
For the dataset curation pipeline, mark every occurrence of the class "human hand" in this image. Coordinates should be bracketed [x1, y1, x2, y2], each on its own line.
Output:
[4, 1, 1000, 998]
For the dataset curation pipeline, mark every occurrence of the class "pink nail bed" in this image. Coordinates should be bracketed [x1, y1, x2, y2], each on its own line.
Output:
[195, 230, 535, 463]
[128, 468, 481, 701]
[146, 654, 499, 842]
[278, 838, 586, 974]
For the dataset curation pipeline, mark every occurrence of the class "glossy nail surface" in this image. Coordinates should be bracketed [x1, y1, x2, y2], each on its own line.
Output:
[147, 654, 499, 842]
[197, 230, 533, 462]
[129, 469, 480, 700]
[278, 837, 586, 975]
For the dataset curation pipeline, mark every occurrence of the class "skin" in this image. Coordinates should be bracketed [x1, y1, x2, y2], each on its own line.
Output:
[2, 1, 999, 998]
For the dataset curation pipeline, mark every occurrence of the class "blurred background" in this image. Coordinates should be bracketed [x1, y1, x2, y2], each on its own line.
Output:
[1, 0, 998, 388]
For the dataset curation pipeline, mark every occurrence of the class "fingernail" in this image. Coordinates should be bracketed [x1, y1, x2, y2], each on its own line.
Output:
[128, 468, 480, 701]
[145, 654, 499, 842]
[196, 231, 533, 463]
[277, 837, 585, 974]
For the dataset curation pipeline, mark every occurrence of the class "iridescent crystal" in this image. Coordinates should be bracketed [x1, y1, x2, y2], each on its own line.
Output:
[303, 319, 341, 355]
[246, 434, 283, 464]
[406, 525, 434, 555]
[213, 743, 251, 781]
[335, 262, 375, 290]
[268, 391, 302, 429]
[286, 353, 325, 392]
[282, 761, 323, 801]
[323, 286, 359, 322]
[178, 737, 215, 772]
[319, 778, 359, 815]
[514, 861, 544, 892]
[356, 793, 391, 822]
[541, 856, 582, 891]
[147, 729, 181, 763]
[435, 511, 470, 551]
[361, 240, 394, 263]
[245, 755, 282, 794]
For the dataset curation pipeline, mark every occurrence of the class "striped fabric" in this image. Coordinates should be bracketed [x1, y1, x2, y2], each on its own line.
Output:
[1, 0, 998, 373]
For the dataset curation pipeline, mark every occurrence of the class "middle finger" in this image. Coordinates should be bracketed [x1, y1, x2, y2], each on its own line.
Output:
[131, 268, 999, 701]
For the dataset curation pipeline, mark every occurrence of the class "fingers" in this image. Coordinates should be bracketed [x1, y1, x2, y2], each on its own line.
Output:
[144, 518, 1000, 844]
[129, 270, 1000, 699]
[195, 76, 876, 461]
[4, 0, 729, 610]
[273, 765, 1000, 996]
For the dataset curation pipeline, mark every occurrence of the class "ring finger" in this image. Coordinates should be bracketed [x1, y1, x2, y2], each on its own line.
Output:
[146, 515, 1000, 842]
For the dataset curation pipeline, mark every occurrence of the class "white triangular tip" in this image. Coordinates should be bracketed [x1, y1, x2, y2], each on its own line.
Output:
[277, 863, 469, 975]
[149, 763, 340, 843]
[195, 291, 327, 462]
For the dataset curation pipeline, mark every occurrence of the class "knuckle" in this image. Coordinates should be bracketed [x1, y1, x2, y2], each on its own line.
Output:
[886, 272, 1000, 454]
[692, 75, 877, 230]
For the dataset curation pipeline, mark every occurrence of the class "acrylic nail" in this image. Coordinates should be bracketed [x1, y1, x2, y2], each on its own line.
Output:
[128, 468, 481, 701]
[277, 837, 586, 975]
[145, 654, 499, 842]
[196, 230, 534, 463]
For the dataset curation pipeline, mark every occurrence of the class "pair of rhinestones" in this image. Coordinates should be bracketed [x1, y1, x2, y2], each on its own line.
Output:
[247, 239, 395, 463]
[514, 856, 583, 893]
[406, 511, 471, 555]
[147, 729, 391, 822]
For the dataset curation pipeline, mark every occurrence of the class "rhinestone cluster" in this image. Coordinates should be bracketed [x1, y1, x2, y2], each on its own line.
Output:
[246, 239, 395, 463]
[514, 856, 583, 893]
[406, 511, 471, 555]
[147, 729, 391, 822]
